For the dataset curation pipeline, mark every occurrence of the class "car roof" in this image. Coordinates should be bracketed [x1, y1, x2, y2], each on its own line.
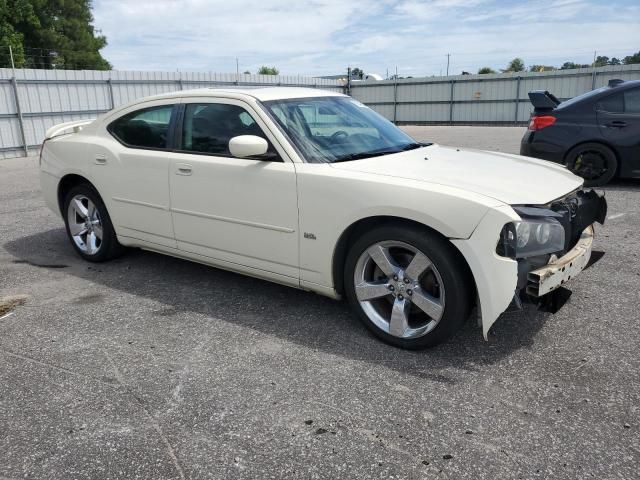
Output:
[142, 86, 345, 103]
[611, 79, 640, 91]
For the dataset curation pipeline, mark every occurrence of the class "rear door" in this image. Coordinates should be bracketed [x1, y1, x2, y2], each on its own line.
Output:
[167, 98, 300, 281]
[596, 88, 640, 177]
[91, 101, 179, 248]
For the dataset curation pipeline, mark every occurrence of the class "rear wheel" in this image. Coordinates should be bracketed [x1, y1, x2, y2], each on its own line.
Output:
[63, 184, 124, 262]
[566, 143, 617, 187]
[344, 224, 472, 349]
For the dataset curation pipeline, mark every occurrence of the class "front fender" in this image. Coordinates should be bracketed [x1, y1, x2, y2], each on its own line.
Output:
[295, 163, 502, 289]
[451, 205, 520, 339]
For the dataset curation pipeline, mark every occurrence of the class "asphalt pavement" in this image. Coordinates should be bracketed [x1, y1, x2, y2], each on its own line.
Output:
[0, 126, 638, 479]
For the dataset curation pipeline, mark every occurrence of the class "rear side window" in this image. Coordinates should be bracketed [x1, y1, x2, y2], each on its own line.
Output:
[597, 88, 640, 114]
[181, 103, 271, 156]
[624, 89, 640, 114]
[597, 93, 623, 113]
[108, 105, 174, 149]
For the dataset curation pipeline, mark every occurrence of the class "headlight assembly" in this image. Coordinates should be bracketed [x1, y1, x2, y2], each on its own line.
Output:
[497, 208, 566, 259]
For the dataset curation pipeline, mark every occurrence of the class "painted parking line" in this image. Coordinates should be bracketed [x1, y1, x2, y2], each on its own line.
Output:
[607, 213, 626, 220]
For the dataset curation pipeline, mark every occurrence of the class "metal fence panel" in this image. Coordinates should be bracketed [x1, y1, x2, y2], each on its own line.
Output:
[351, 64, 640, 125]
[0, 68, 343, 158]
[2, 65, 640, 158]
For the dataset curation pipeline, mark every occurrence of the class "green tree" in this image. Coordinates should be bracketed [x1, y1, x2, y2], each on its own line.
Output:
[609, 57, 621, 65]
[529, 64, 555, 72]
[258, 66, 279, 75]
[351, 67, 364, 79]
[243, 70, 251, 74]
[623, 51, 640, 65]
[594, 55, 610, 67]
[0, 0, 38, 67]
[477, 67, 496, 74]
[502, 57, 525, 72]
[560, 61, 590, 70]
[1, 0, 110, 70]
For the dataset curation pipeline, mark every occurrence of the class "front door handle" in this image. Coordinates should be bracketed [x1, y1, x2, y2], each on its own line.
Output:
[176, 163, 192, 175]
[95, 154, 107, 165]
[605, 120, 628, 128]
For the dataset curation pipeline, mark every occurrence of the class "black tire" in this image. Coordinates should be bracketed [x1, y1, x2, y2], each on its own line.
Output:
[566, 143, 617, 187]
[344, 223, 473, 349]
[63, 183, 124, 262]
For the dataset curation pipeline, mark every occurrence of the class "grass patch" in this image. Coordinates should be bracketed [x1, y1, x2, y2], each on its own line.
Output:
[0, 295, 27, 317]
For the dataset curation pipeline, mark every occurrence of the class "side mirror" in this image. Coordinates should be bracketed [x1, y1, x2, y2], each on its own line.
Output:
[229, 135, 269, 158]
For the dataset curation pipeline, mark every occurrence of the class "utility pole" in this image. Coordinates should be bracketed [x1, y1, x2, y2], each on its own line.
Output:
[236, 57, 239, 82]
[393, 66, 398, 124]
[446, 53, 450, 76]
[591, 50, 598, 89]
[9, 45, 15, 75]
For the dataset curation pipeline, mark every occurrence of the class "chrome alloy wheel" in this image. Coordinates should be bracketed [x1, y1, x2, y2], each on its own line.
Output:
[67, 194, 103, 255]
[354, 241, 446, 339]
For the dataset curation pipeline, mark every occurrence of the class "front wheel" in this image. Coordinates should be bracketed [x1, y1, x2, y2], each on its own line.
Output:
[566, 143, 617, 187]
[344, 224, 473, 349]
[63, 184, 124, 262]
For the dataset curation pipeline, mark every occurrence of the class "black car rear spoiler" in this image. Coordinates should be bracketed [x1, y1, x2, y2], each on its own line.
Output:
[528, 90, 561, 113]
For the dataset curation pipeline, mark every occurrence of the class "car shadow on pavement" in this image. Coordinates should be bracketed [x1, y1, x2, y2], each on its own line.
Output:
[4, 228, 552, 382]
[600, 178, 640, 193]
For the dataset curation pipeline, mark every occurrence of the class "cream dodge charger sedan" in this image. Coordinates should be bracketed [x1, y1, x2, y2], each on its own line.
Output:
[40, 87, 607, 349]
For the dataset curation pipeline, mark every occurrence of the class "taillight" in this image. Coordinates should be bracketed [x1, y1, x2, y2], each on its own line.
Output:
[528, 115, 556, 131]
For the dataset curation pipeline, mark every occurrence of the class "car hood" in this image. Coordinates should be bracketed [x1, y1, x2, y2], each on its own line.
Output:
[329, 144, 583, 205]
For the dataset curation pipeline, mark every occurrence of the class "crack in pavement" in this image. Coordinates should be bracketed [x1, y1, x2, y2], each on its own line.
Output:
[103, 351, 186, 480]
[0, 346, 187, 480]
[0, 347, 119, 389]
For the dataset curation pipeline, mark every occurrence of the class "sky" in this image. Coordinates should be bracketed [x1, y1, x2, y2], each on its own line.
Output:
[92, 0, 640, 77]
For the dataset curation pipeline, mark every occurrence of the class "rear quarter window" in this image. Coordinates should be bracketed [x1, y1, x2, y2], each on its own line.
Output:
[596, 93, 624, 113]
[108, 105, 174, 149]
[624, 88, 640, 114]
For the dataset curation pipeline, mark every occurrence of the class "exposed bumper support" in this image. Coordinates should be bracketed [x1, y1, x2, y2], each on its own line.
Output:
[526, 225, 594, 297]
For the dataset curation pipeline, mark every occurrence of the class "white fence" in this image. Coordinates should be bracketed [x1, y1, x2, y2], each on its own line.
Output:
[0, 69, 344, 159]
[349, 64, 640, 125]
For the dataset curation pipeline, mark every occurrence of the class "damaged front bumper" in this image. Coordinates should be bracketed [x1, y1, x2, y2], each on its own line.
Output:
[526, 225, 593, 297]
[519, 189, 607, 298]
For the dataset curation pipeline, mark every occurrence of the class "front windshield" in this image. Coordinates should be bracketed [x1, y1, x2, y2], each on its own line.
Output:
[262, 96, 425, 163]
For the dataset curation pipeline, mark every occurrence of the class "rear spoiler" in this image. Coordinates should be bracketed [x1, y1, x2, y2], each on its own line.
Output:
[44, 119, 95, 140]
[528, 90, 561, 113]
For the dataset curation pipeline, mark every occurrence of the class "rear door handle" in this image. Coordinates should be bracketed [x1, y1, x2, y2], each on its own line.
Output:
[605, 120, 628, 128]
[95, 154, 107, 165]
[176, 163, 192, 175]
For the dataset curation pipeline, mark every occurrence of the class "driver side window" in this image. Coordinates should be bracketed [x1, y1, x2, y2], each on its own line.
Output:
[181, 103, 275, 158]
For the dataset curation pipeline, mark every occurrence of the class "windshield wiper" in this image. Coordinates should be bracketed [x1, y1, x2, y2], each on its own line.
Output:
[401, 142, 432, 151]
[332, 149, 398, 163]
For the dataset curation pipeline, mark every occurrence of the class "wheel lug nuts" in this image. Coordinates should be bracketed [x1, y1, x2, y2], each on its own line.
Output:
[389, 285, 395, 291]
[398, 294, 404, 300]
[404, 278, 410, 284]
[407, 289, 412, 295]
[393, 275, 398, 281]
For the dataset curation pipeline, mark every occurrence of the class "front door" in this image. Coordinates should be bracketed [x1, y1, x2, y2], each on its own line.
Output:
[168, 99, 299, 280]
